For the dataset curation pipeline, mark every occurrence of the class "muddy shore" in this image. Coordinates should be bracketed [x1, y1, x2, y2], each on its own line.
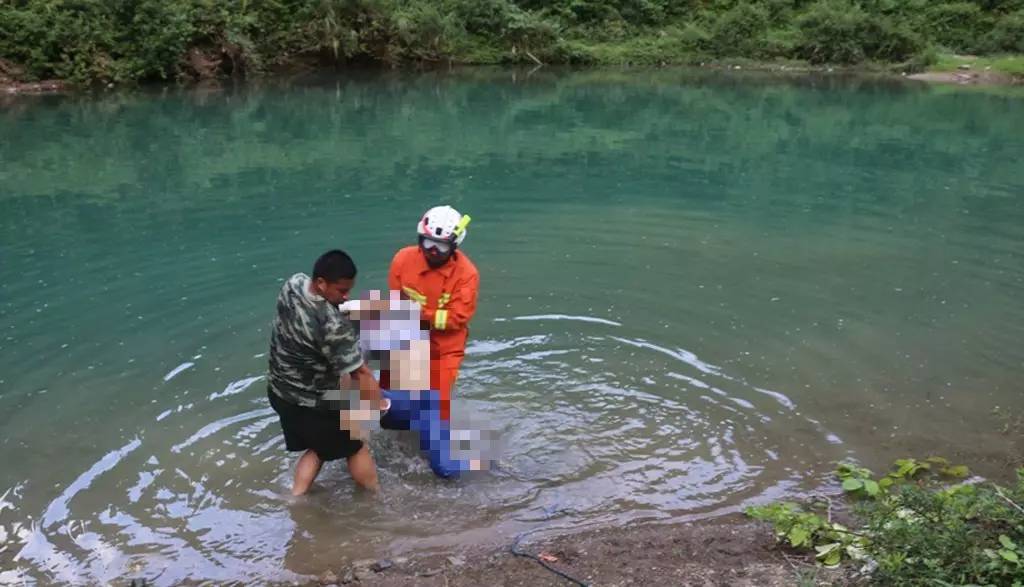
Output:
[289, 515, 857, 587]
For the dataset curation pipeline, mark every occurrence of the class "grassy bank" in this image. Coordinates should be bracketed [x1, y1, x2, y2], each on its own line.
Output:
[2, 0, 1024, 87]
[933, 52, 1024, 75]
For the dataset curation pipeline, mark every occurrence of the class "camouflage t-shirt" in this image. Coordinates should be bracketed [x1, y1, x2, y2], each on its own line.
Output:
[268, 273, 363, 408]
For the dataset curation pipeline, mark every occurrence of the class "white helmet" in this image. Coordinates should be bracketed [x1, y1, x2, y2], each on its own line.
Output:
[416, 205, 471, 247]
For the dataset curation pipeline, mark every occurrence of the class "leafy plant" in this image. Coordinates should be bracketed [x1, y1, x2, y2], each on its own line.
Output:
[748, 459, 1024, 585]
[836, 462, 881, 496]
[747, 500, 866, 567]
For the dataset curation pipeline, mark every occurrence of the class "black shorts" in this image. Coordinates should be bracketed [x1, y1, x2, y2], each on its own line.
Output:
[268, 388, 363, 462]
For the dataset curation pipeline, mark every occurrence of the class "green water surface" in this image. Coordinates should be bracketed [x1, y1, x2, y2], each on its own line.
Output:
[1, 69, 1022, 584]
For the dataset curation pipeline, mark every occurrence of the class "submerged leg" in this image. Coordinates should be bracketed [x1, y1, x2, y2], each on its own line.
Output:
[346, 445, 379, 492]
[292, 449, 323, 496]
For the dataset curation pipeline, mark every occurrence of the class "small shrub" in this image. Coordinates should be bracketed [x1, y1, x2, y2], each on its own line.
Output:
[762, 26, 799, 59]
[505, 9, 561, 52]
[903, 44, 938, 72]
[393, 4, 457, 60]
[795, 0, 870, 64]
[863, 14, 927, 62]
[748, 459, 1024, 586]
[678, 22, 711, 52]
[707, 3, 771, 58]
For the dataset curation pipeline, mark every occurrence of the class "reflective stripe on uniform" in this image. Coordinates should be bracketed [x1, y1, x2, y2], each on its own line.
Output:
[434, 309, 449, 330]
[402, 286, 427, 305]
[439, 292, 452, 308]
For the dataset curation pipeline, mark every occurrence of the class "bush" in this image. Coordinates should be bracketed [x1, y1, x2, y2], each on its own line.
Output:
[924, 2, 993, 53]
[974, 0, 1024, 11]
[109, 0, 194, 80]
[504, 9, 561, 52]
[707, 3, 772, 58]
[762, 26, 799, 58]
[795, 0, 871, 64]
[862, 474, 1024, 585]
[678, 22, 711, 51]
[523, 0, 668, 26]
[392, 4, 457, 61]
[0, 0, 118, 82]
[985, 9, 1024, 52]
[448, 0, 517, 36]
[863, 15, 927, 62]
[748, 459, 1024, 586]
[615, 0, 667, 25]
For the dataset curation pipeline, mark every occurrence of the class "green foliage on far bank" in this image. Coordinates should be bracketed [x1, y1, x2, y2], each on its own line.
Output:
[748, 458, 1024, 586]
[1, 0, 1024, 84]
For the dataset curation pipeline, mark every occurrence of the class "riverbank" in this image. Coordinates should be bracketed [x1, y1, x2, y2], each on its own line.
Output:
[294, 457, 1024, 587]
[2, 54, 1021, 98]
[908, 53, 1024, 85]
[293, 515, 857, 587]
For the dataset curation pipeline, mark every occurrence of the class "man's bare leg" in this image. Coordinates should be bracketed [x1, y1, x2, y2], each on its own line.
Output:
[292, 449, 323, 496]
[347, 445, 379, 492]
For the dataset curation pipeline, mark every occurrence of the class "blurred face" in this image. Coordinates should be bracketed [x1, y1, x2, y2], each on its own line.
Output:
[314, 277, 355, 306]
[419, 236, 453, 268]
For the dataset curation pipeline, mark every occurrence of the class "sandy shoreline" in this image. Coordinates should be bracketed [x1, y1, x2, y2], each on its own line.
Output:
[907, 70, 1020, 85]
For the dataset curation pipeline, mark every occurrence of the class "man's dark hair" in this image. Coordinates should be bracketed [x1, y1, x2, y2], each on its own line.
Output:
[312, 249, 357, 281]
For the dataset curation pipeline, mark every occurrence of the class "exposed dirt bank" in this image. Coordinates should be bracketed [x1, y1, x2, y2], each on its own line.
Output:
[293, 515, 857, 587]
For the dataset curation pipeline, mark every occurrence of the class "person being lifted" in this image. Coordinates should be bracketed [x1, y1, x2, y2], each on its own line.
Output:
[387, 205, 479, 421]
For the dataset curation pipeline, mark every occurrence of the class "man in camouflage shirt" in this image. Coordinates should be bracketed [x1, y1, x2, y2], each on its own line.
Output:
[267, 249, 384, 495]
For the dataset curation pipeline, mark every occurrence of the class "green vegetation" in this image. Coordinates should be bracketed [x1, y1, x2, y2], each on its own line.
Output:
[1, 0, 1024, 85]
[748, 458, 1024, 586]
[933, 52, 1024, 75]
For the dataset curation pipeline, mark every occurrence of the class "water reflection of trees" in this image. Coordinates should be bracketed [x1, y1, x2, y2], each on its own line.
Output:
[2, 69, 1022, 216]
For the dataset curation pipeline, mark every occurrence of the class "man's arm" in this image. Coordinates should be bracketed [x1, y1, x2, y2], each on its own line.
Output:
[349, 363, 383, 405]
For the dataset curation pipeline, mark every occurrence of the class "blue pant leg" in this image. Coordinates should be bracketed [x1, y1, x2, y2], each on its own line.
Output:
[409, 391, 469, 479]
[380, 389, 412, 431]
[381, 390, 469, 478]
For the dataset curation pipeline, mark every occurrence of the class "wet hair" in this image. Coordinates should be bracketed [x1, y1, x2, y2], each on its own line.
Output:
[312, 249, 357, 282]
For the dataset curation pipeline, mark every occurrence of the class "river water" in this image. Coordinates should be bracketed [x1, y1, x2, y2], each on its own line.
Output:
[1, 69, 1022, 584]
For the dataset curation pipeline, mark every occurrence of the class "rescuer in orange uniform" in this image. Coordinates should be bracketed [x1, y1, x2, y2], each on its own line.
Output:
[388, 205, 478, 421]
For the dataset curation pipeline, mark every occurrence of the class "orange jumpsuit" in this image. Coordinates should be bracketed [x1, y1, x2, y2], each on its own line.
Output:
[388, 245, 479, 420]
